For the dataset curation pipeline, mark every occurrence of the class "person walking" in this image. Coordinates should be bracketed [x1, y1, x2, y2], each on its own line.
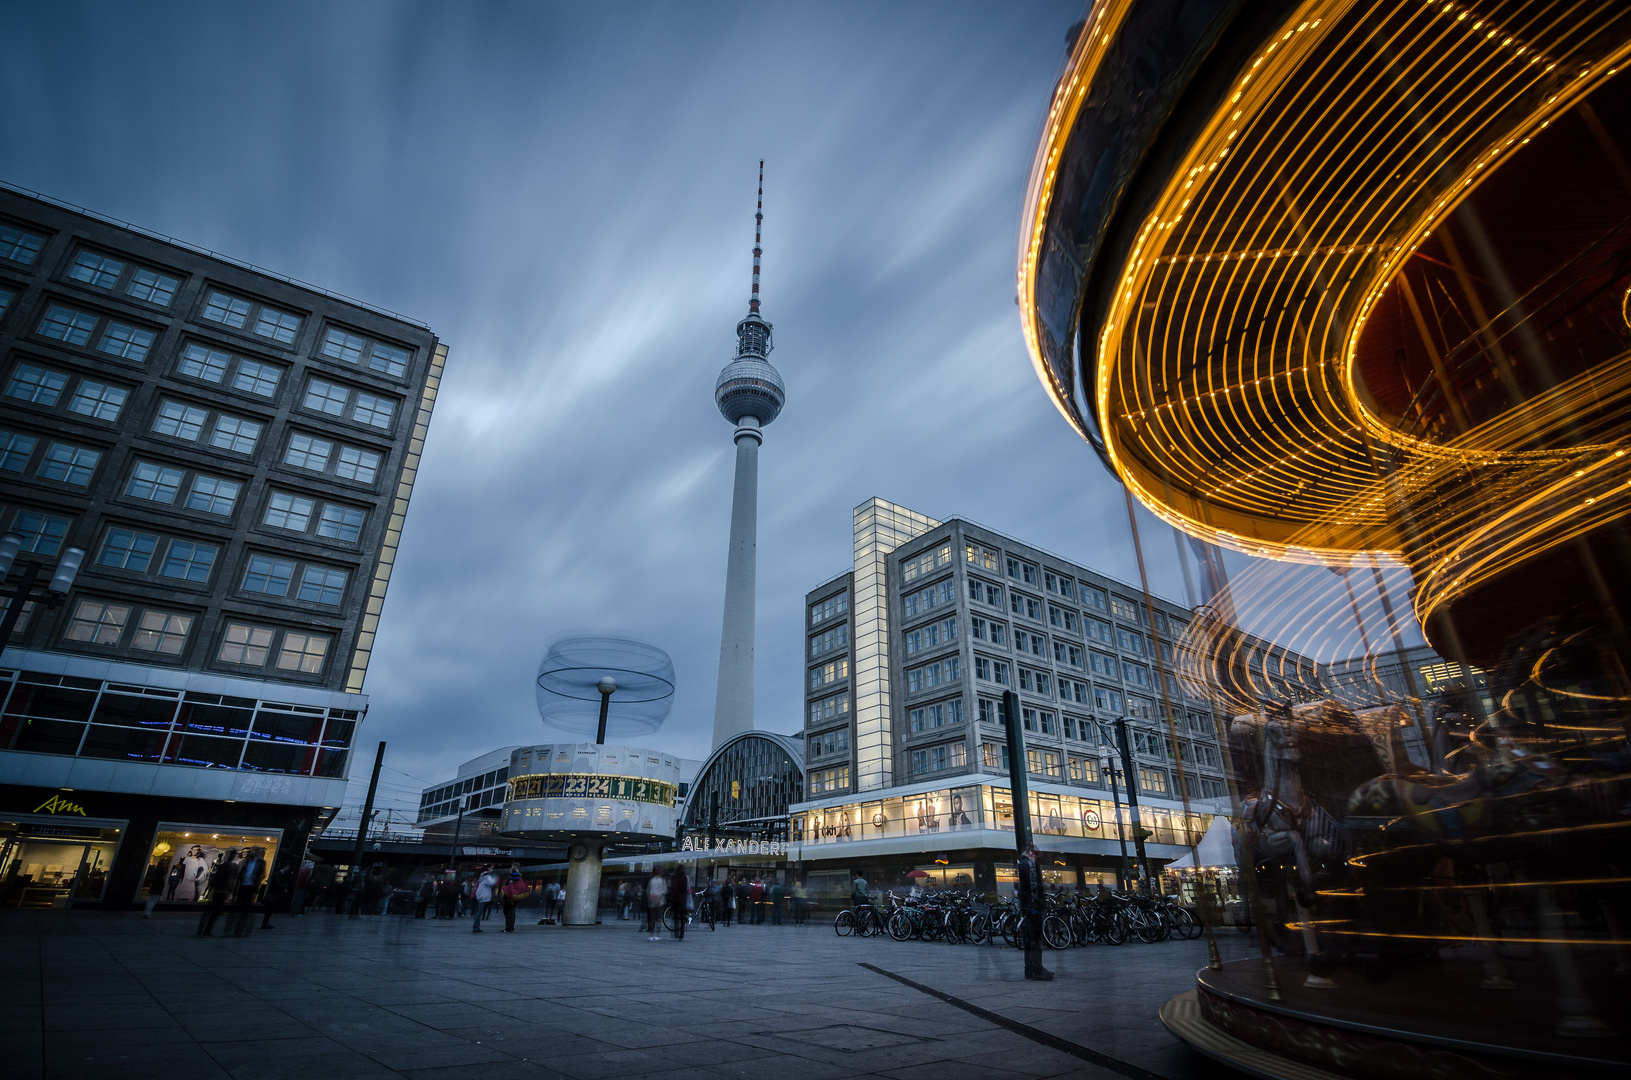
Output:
[1017, 841, 1053, 981]
[769, 879, 784, 925]
[260, 859, 291, 930]
[645, 868, 668, 941]
[749, 877, 765, 924]
[718, 875, 733, 927]
[669, 864, 689, 941]
[228, 847, 266, 937]
[792, 879, 809, 926]
[500, 862, 524, 932]
[141, 859, 168, 918]
[196, 850, 239, 937]
[471, 864, 498, 933]
[289, 860, 313, 917]
[414, 875, 433, 918]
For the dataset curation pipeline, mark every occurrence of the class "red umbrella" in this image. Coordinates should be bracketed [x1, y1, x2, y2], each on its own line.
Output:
[904, 870, 932, 879]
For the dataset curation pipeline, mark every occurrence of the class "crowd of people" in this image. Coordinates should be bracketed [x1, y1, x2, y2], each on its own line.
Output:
[614, 870, 813, 934]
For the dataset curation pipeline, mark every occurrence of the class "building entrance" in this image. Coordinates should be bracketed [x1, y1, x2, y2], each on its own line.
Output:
[0, 817, 126, 907]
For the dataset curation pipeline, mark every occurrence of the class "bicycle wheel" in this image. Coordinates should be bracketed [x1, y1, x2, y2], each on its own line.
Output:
[1068, 914, 1090, 947]
[1042, 914, 1072, 950]
[702, 901, 715, 931]
[1103, 911, 1127, 945]
[1132, 910, 1163, 944]
[860, 909, 884, 937]
[834, 910, 855, 936]
[661, 905, 677, 932]
[999, 913, 1020, 949]
[969, 913, 990, 944]
[1172, 907, 1201, 940]
[887, 911, 914, 941]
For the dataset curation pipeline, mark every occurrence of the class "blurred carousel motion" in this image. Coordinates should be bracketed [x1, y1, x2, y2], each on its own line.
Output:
[1022, 0, 1631, 1075]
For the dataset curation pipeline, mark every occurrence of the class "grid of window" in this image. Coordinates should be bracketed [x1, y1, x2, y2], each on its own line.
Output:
[298, 567, 348, 605]
[969, 617, 1006, 646]
[321, 328, 368, 363]
[280, 434, 330, 472]
[367, 342, 409, 378]
[12, 511, 70, 556]
[131, 611, 192, 655]
[968, 578, 1002, 608]
[1138, 766, 1168, 795]
[1094, 686, 1123, 712]
[809, 766, 850, 795]
[304, 378, 348, 415]
[210, 415, 261, 454]
[127, 267, 180, 306]
[1086, 616, 1114, 644]
[1015, 630, 1046, 657]
[809, 691, 850, 723]
[810, 624, 848, 656]
[1123, 660, 1150, 687]
[37, 304, 97, 345]
[68, 380, 127, 420]
[973, 656, 1009, 685]
[1111, 596, 1143, 624]
[1017, 667, 1051, 695]
[977, 697, 1006, 725]
[276, 632, 329, 673]
[1053, 641, 1084, 668]
[70, 251, 125, 287]
[1026, 748, 1063, 778]
[65, 600, 130, 645]
[1010, 591, 1042, 621]
[810, 657, 850, 689]
[160, 540, 217, 582]
[185, 475, 240, 516]
[1022, 707, 1056, 735]
[153, 400, 209, 441]
[264, 492, 314, 531]
[100, 322, 155, 361]
[1006, 557, 1038, 585]
[0, 224, 45, 264]
[902, 577, 955, 617]
[906, 657, 959, 693]
[810, 593, 848, 625]
[127, 462, 184, 504]
[1116, 627, 1144, 654]
[1081, 585, 1108, 612]
[5, 364, 67, 406]
[232, 359, 281, 397]
[352, 393, 394, 429]
[219, 623, 275, 666]
[178, 343, 230, 382]
[982, 742, 1009, 770]
[912, 742, 967, 776]
[255, 305, 302, 343]
[1069, 756, 1099, 783]
[335, 446, 380, 483]
[1044, 571, 1077, 599]
[810, 727, 850, 756]
[908, 698, 962, 732]
[37, 443, 100, 486]
[900, 541, 952, 583]
[1089, 650, 1118, 679]
[1058, 677, 1088, 704]
[965, 542, 999, 571]
[97, 529, 157, 573]
[243, 555, 296, 596]
[0, 287, 12, 318]
[0, 431, 36, 471]
[904, 615, 957, 656]
[1048, 605, 1079, 632]
[201, 290, 252, 328]
[317, 504, 365, 543]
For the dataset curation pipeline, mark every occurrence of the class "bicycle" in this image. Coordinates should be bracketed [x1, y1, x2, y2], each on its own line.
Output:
[834, 900, 885, 937]
[660, 894, 715, 932]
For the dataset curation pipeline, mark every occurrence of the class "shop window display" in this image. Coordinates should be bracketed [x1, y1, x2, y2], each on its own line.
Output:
[139, 826, 282, 903]
[0, 821, 123, 906]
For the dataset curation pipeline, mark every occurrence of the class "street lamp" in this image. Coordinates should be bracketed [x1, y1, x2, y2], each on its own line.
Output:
[595, 675, 617, 744]
[1096, 740, 1132, 891]
[0, 535, 86, 646]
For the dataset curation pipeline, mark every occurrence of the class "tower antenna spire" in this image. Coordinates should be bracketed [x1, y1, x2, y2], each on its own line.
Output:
[750, 159, 763, 315]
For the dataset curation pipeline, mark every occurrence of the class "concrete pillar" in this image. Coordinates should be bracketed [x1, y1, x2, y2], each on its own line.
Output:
[711, 420, 761, 749]
[563, 843, 603, 925]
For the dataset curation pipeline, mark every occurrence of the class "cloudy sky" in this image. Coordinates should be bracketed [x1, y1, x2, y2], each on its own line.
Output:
[0, 1, 1240, 819]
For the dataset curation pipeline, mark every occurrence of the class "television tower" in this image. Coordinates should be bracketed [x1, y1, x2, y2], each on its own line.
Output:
[710, 161, 785, 750]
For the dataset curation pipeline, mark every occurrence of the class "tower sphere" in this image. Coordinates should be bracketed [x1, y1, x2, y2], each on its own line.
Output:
[715, 357, 785, 425]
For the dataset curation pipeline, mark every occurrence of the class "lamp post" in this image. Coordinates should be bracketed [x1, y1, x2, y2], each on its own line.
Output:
[595, 676, 616, 744]
[1113, 717, 1152, 887]
[1098, 741, 1132, 891]
[0, 534, 87, 647]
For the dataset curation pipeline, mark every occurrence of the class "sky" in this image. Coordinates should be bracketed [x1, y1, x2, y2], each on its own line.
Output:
[0, 1, 1248, 822]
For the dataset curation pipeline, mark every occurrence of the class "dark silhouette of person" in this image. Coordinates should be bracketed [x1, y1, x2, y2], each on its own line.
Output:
[1017, 841, 1052, 981]
[196, 850, 240, 937]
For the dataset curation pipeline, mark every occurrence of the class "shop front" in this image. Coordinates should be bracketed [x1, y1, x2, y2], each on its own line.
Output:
[0, 783, 319, 909]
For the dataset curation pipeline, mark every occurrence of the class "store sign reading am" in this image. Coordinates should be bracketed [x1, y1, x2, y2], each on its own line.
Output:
[32, 795, 88, 816]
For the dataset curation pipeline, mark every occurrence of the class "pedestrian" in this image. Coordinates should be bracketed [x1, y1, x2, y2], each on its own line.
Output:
[141, 858, 167, 918]
[363, 869, 387, 915]
[669, 864, 689, 941]
[500, 862, 525, 932]
[719, 875, 734, 927]
[750, 877, 765, 924]
[770, 879, 784, 925]
[415, 876, 433, 918]
[196, 850, 239, 937]
[228, 847, 266, 937]
[645, 867, 667, 941]
[471, 864, 498, 933]
[289, 860, 313, 917]
[792, 879, 809, 926]
[735, 878, 750, 925]
[1018, 841, 1053, 981]
[260, 859, 292, 930]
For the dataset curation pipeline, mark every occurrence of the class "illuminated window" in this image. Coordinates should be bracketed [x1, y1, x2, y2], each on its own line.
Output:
[65, 600, 130, 645]
[1069, 756, 1098, 783]
[219, 623, 274, 666]
[1137, 766, 1168, 795]
[132, 611, 192, 655]
[277, 632, 329, 674]
[982, 742, 1008, 770]
[1026, 748, 1062, 778]
[810, 658, 850, 689]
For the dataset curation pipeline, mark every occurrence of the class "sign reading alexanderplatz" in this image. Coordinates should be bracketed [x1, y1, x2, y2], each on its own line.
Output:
[500, 743, 681, 839]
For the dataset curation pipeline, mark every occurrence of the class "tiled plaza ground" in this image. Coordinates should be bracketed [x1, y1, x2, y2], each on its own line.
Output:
[0, 907, 1259, 1080]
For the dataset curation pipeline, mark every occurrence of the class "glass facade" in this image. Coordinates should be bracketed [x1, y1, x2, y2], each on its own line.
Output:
[137, 824, 282, 904]
[0, 668, 356, 777]
[0, 815, 125, 906]
[682, 733, 803, 834]
[850, 499, 939, 792]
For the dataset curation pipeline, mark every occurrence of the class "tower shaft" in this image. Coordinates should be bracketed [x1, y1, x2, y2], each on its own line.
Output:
[711, 421, 761, 748]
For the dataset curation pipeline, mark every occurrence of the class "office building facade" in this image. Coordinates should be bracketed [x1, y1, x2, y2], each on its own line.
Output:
[0, 185, 443, 907]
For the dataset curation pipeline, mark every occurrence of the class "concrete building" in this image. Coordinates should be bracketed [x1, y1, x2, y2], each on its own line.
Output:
[0, 184, 443, 908]
[787, 498, 1239, 898]
[709, 164, 785, 751]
